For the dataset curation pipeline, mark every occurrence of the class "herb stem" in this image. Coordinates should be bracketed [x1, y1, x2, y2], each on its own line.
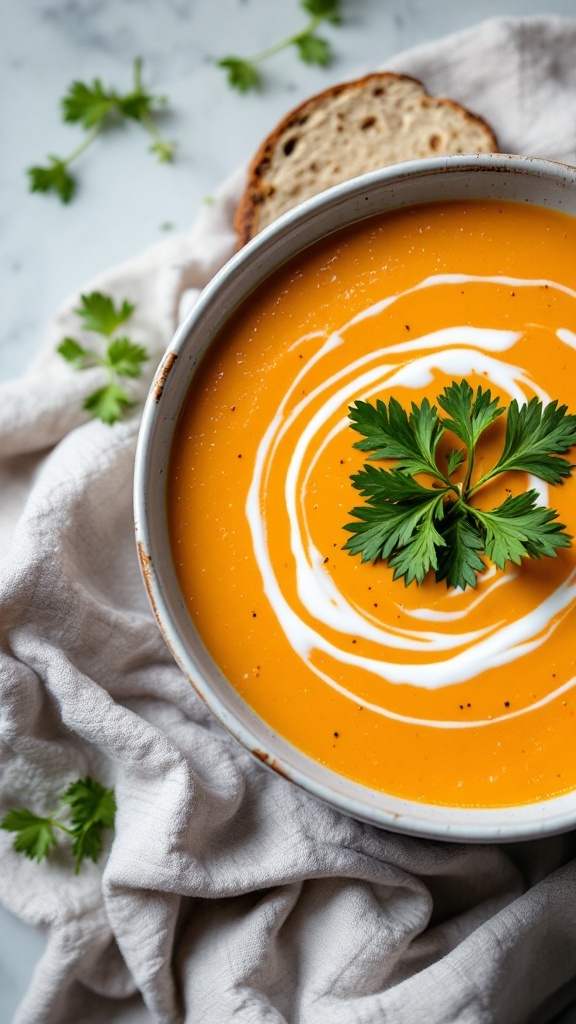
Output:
[248, 15, 322, 63]
[60, 125, 102, 169]
[130, 57, 175, 159]
[52, 820, 75, 836]
[99, 357, 116, 385]
[463, 448, 475, 495]
[133, 55, 143, 91]
[138, 110, 175, 160]
[466, 469, 497, 499]
[430, 465, 455, 490]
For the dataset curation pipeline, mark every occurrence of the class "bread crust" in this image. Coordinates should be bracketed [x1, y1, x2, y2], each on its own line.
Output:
[234, 72, 498, 247]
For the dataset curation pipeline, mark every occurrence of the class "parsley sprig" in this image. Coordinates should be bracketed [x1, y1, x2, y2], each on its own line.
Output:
[58, 291, 148, 425]
[343, 380, 576, 589]
[1, 777, 116, 874]
[218, 0, 341, 93]
[28, 57, 175, 204]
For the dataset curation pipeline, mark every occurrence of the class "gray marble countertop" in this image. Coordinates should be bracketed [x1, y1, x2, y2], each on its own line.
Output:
[3, 1, 576, 1020]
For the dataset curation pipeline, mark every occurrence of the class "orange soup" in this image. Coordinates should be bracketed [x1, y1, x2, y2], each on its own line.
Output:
[168, 199, 576, 808]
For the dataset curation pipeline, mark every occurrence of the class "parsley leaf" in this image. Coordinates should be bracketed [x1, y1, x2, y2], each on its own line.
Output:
[349, 396, 445, 478]
[116, 87, 158, 123]
[58, 291, 148, 425]
[472, 491, 572, 568]
[435, 506, 486, 589]
[57, 337, 94, 369]
[75, 292, 135, 337]
[295, 32, 331, 66]
[1, 776, 115, 872]
[344, 380, 576, 589]
[217, 0, 340, 92]
[343, 490, 447, 564]
[28, 158, 76, 203]
[388, 507, 446, 586]
[1, 809, 58, 863]
[27, 58, 175, 204]
[218, 57, 260, 93]
[445, 448, 466, 477]
[438, 379, 505, 453]
[83, 383, 134, 424]
[61, 778, 116, 874]
[477, 397, 576, 486]
[301, 0, 341, 22]
[62, 78, 119, 128]
[350, 464, 445, 503]
[106, 337, 148, 377]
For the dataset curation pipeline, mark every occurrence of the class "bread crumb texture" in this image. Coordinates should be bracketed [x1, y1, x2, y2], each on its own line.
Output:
[235, 73, 498, 244]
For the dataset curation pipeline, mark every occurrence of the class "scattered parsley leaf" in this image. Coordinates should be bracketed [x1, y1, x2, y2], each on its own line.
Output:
[295, 32, 331, 66]
[1, 809, 58, 864]
[61, 777, 116, 874]
[344, 380, 575, 589]
[83, 383, 134, 425]
[301, 0, 341, 22]
[217, 0, 341, 92]
[218, 57, 260, 93]
[58, 291, 148, 425]
[75, 292, 135, 337]
[28, 158, 76, 204]
[106, 337, 148, 377]
[62, 78, 119, 128]
[116, 90, 158, 124]
[57, 337, 94, 369]
[62, 778, 115, 828]
[1, 776, 115, 872]
[27, 58, 175, 204]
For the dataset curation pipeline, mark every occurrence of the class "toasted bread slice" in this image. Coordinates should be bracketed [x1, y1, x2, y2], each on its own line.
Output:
[235, 72, 498, 245]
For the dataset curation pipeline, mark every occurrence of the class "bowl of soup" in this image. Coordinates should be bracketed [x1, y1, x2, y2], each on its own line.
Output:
[134, 153, 576, 842]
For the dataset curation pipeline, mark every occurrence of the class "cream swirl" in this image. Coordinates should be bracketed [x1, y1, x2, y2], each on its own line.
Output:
[245, 275, 576, 728]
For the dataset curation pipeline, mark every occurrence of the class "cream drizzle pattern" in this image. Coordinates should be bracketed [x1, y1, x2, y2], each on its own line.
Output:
[245, 274, 576, 728]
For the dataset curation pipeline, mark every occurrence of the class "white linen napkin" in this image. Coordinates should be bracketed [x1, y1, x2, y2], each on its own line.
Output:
[3, 16, 576, 1024]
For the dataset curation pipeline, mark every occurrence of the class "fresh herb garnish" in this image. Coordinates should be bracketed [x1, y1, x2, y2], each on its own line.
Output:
[343, 380, 576, 589]
[1, 777, 116, 873]
[218, 0, 341, 93]
[58, 291, 148, 425]
[27, 57, 175, 204]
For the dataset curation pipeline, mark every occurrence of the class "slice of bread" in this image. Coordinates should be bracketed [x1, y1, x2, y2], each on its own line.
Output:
[235, 72, 498, 245]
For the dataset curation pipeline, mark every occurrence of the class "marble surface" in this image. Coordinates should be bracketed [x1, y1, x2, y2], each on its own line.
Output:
[3, 1, 576, 1020]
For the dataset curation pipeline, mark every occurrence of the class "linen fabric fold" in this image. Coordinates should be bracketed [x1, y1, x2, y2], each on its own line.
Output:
[3, 16, 576, 1024]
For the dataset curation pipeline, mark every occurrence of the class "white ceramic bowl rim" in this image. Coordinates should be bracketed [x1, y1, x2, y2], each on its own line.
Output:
[135, 153, 576, 843]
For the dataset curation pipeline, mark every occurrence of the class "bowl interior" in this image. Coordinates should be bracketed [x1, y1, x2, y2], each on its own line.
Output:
[135, 154, 576, 842]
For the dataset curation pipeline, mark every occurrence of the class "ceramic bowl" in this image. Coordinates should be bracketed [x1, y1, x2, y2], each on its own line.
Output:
[134, 153, 576, 843]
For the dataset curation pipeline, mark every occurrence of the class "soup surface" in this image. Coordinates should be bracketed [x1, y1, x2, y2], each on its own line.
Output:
[169, 199, 576, 808]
